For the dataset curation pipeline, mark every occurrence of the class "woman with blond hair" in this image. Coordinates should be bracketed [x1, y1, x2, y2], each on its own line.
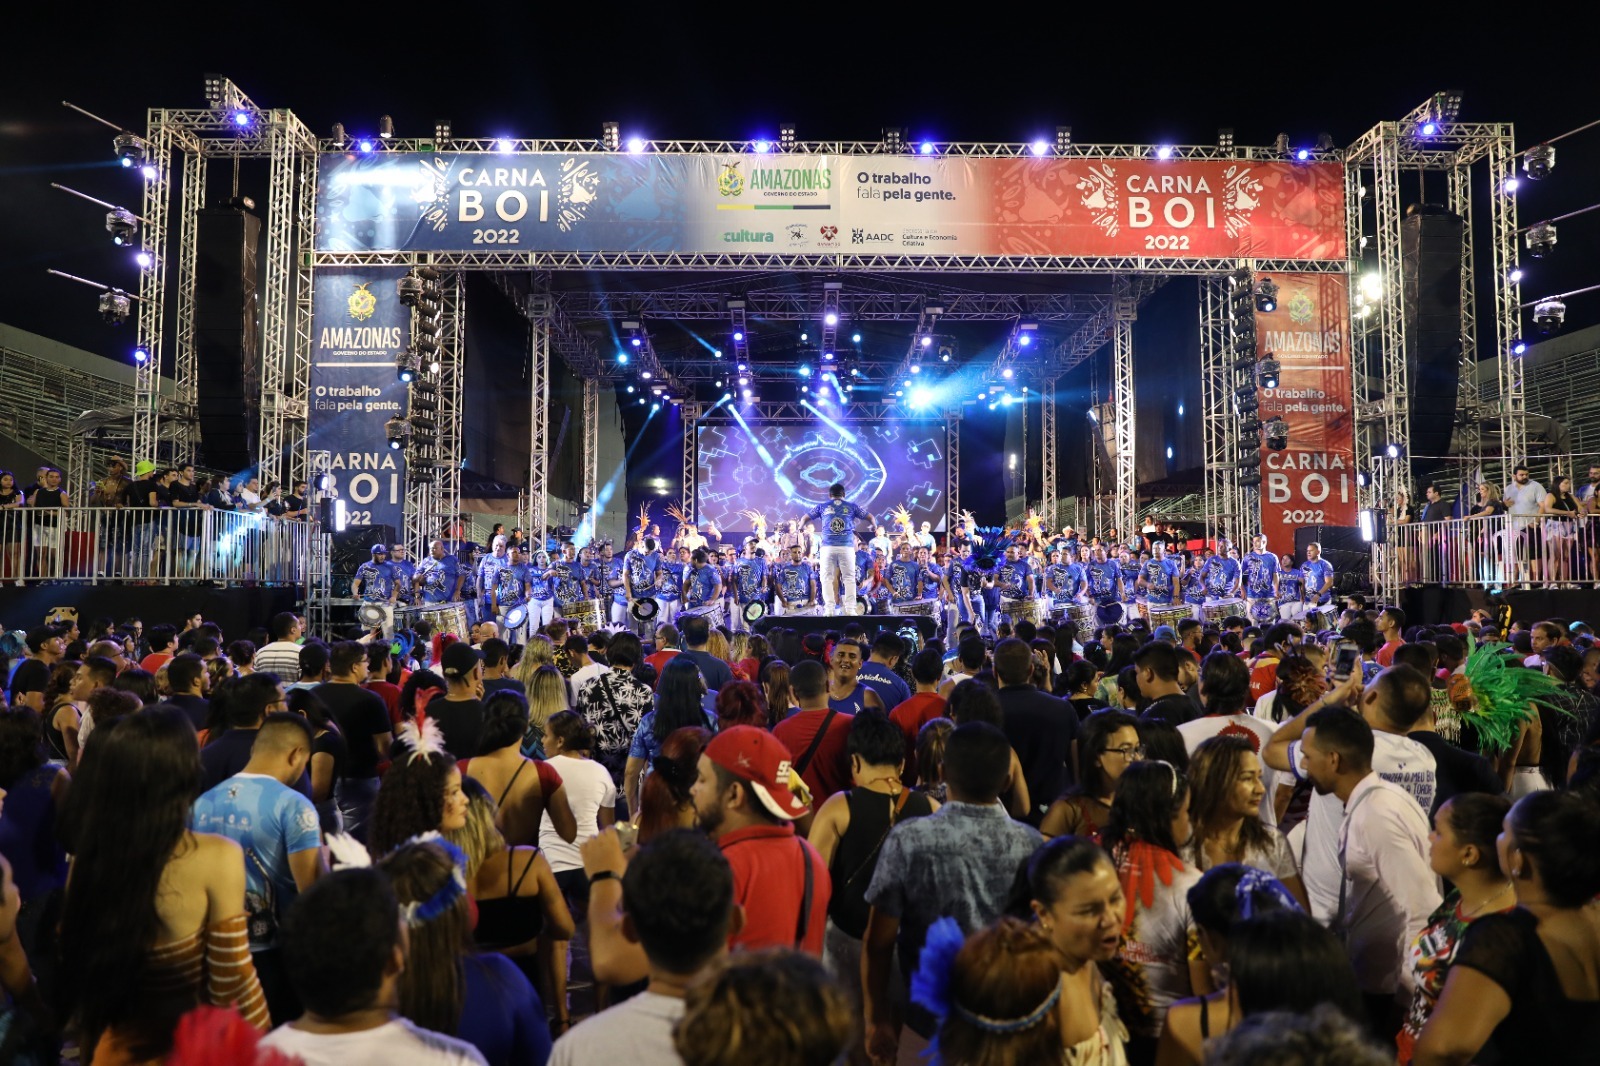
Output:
[520, 663, 569, 760]
[514, 633, 557, 689]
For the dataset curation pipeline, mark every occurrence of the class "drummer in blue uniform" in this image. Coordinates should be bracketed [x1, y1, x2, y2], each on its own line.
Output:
[681, 549, 724, 619]
[389, 543, 417, 608]
[1138, 539, 1183, 615]
[993, 544, 1036, 627]
[1042, 548, 1074, 613]
[352, 544, 396, 604]
[887, 543, 925, 613]
[732, 543, 770, 633]
[1301, 542, 1336, 626]
[653, 543, 685, 623]
[1117, 548, 1143, 623]
[1083, 545, 1123, 623]
[1181, 549, 1209, 616]
[415, 539, 462, 605]
[774, 543, 817, 616]
[598, 542, 628, 627]
[494, 545, 533, 645]
[549, 543, 588, 621]
[526, 549, 556, 633]
[1276, 551, 1304, 621]
[1241, 534, 1281, 626]
[477, 536, 509, 624]
[623, 537, 661, 634]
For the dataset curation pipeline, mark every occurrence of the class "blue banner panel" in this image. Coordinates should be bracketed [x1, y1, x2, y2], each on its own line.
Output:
[697, 420, 946, 534]
[308, 267, 409, 533]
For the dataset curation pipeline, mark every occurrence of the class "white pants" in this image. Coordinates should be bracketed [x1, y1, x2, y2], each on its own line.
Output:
[528, 597, 554, 635]
[819, 545, 857, 613]
[609, 600, 629, 627]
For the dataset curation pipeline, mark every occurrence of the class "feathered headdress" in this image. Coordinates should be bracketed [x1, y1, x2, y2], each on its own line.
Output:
[911, 917, 1064, 1057]
[890, 504, 917, 539]
[1458, 638, 1569, 754]
[738, 507, 768, 531]
[635, 503, 652, 536]
[167, 1006, 301, 1066]
[969, 527, 1022, 573]
[396, 710, 447, 763]
[665, 501, 692, 528]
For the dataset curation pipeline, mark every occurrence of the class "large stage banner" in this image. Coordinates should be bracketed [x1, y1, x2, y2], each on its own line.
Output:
[696, 421, 946, 535]
[317, 152, 1344, 261]
[1256, 273, 1357, 556]
[308, 267, 409, 533]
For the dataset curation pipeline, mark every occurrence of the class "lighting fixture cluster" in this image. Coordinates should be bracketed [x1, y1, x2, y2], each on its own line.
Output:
[396, 267, 443, 479]
[1229, 268, 1269, 486]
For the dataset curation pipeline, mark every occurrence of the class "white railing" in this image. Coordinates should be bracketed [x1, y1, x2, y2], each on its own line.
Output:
[0, 507, 312, 587]
[1392, 512, 1599, 588]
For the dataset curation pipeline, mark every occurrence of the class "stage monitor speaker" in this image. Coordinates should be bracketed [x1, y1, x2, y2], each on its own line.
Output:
[194, 206, 263, 474]
[1294, 525, 1369, 593]
[754, 613, 941, 644]
[330, 525, 396, 577]
[1401, 206, 1464, 479]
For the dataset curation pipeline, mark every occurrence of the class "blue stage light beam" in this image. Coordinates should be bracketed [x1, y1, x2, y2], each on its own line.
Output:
[576, 398, 669, 548]
[799, 399, 858, 442]
[727, 404, 797, 497]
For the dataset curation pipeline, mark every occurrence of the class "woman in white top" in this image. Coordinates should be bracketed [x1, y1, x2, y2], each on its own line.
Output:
[1186, 735, 1308, 912]
[539, 709, 617, 1034]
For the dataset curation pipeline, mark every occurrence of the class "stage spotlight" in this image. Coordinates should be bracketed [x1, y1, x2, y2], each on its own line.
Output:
[113, 131, 146, 169]
[1237, 454, 1262, 470]
[920, 335, 933, 349]
[1295, 148, 1310, 161]
[616, 352, 629, 365]
[626, 136, 646, 154]
[1316, 133, 1335, 151]
[106, 208, 138, 246]
[1274, 132, 1290, 156]
[1056, 126, 1072, 152]
[134, 249, 153, 269]
[824, 311, 838, 327]
[941, 351, 950, 362]
[714, 349, 723, 358]
[741, 388, 752, 400]
[1002, 394, 1017, 406]
[641, 370, 652, 380]
[738, 375, 750, 387]
[1239, 470, 1262, 489]
[1155, 145, 1173, 160]
[799, 365, 812, 377]
[133, 345, 149, 363]
[1419, 120, 1438, 137]
[331, 123, 348, 148]
[1525, 222, 1557, 258]
[919, 141, 936, 155]
[1257, 358, 1281, 389]
[395, 350, 420, 383]
[98, 289, 131, 325]
[1178, 403, 1184, 415]
[233, 110, 253, 128]
[1254, 277, 1279, 312]
[652, 402, 661, 412]
[1233, 389, 1258, 416]
[733, 332, 744, 343]
[1218, 128, 1234, 150]
[1533, 298, 1566, 333]
[1166, 446, 1174, 460]
[753, 139, 772, 153]
[357, 139, 374, 154]
[1264, 418, 1289, 450]
[378, 115, 394, 140]
[1018, 332, 1032, 347]
[384, 416, 409, 450]
[779, 123, 796, 151]
[601, 121, 620, 151]
[1384, 442, 1405, 459]
[852, 333, 862, 343]
[801, 384, 809, 393]
[849, 367, 859, 377]
[1002, 367, 1014, 379]
[1522, 144, 1555, 180]
[630, 336, 642, 348]
[1031, 140, 1049, 157]
[1359, 273, 1383, 303]
[435, 121, 453, 143]
[1511, 338, 1528, 356]
[1087, 408, 1099, 423]
[1503, 176, 1521, 194]
[721, 391, 733, 402]
[625, 384, 635, 394]
[800, 332, 808, 342]
[496, 137, 515, 154]
[1356, 470, 1369, 488]
[1509, 267, 1523, 284]
[910, 364, 921, 375]
[822, 351, 834, 362]
[883, 127, 904, 152]
[895, 389, 904, 397]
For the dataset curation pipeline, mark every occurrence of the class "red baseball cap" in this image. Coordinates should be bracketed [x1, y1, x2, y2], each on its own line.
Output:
[704, 725, 812, 820]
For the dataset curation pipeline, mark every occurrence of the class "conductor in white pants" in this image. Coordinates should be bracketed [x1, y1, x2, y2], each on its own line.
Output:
[801, 483, 875, 615]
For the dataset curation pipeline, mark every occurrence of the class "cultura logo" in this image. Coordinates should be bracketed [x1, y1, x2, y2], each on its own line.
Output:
[718, 161, 745, 197]
[347, 282, 377, 321]
[722, 229, 774, 243]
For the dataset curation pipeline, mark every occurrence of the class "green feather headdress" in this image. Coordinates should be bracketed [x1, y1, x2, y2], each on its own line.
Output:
[1459, 636, 1568, 754]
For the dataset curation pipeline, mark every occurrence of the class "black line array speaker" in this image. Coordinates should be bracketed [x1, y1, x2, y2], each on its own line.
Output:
[1401, 206, 1465, 480]
[194, 206, 262, 475]
[1294, 525, 1369, 592]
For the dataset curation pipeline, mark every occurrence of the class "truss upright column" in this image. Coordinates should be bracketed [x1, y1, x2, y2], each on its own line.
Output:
[437, 275, 464, 544]
[1041, 376, 1058, 527]
[528, 306, 551, 546]
[1370, 125, 1411, 601]
[134, 118, 173, 469]
[173, 144, 205, 458]
[1111, 278, 1137, 543]
[682, 402, 702, 524]
[1448, 162, 1482, 469]
[1489, 134, 1525, 468]
[582, 378, 599, 511]
[287, 143, 317, 487]
[946, 412, 960, 535]
[1200, 275, 1236, 546]
[258, 108, 314, 488]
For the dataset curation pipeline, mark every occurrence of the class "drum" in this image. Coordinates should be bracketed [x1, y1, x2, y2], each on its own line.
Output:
[898, 597, 941, 619]
[630, 598, 660, 623]
[1066, 602, 1098, 631]
[501, 604, 529, 632]
[1202, 597, 1244, 626]
[1308, 604, 1338, 632]
[1095, 602, 1125, 626]
[563, 599, 606, 629]
[357, 602, 395, 637]
[742, 600, 768, 624]
[999, 597, 1048, 624]
[409, 603, 469, 641]
[678, 603, 727, 629]
[1147, 603, 1192, 631]
[1247, 597, 1278, 625]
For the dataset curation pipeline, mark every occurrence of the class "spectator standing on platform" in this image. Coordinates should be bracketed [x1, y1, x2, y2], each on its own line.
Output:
[1504, 464, 1546, 584]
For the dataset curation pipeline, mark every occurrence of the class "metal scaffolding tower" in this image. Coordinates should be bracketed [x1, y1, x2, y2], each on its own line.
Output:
[1110, 278, 1138, 541]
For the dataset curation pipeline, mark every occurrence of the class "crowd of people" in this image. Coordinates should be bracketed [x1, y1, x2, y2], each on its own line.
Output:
[2, 504, 1600, 1063]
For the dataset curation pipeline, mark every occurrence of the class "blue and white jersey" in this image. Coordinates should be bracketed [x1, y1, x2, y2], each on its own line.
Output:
[805, 499, 872, 548]
[477, 554, 507, 601]
[684, 564, 720, 608]
[1065, 562, 1088, 599]
[887, 559, 923, 601]
[855, 549, 874, 581]
[624, 550, 659, 597]
[735, 557, 768, 602]
[494, 563, 529, 607]
[1302, 559, 1335, 605]
[1142, 558, 1181, 604]
[604, 558, 628, 605]
[551, 560, 588, 605]
[1044, 562, 1073, 598]
[1243, 552, 1280, 599]
[1085, 561, 1120, 604]
[416, 555, 459, 604]
[1277, 568, 1304, 604]
[775, 561, 814, 602]
[655, 560, 685, 602]
[192, 773, 321, 951]
[1203, 556, 1238, 597]
[1119, 561, 1142, 599]
[527, 563, 555, 601]
[353, 561, 394, 603]
[995, 558, 1033, 598]
[922, 561, 946, 598]
[1182, 564, 1208, 605]
[390, 559, 416, 605]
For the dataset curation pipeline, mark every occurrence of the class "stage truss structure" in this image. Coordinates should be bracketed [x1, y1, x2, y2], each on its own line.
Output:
[126, 79, 1522, 606]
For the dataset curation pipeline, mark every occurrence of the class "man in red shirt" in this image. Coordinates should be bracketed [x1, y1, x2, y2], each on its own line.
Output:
[888, 648, 948, 784]
[1248, 622, 1305, 704]
[1374, 606, 1405, 668]
[138, 623, 178, 674]
[691, 725, 830, 956]
[644, 623, 681, 681]
[772, 660, 856, 802]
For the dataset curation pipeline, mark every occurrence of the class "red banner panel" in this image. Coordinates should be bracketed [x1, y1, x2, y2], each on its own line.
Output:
[1256, 274, 1358, 556]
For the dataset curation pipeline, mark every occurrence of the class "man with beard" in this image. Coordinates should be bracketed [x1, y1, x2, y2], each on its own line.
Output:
[774, 543, 816, 617]
[623, 537, 662, 636]
[414, 538, 463, 604]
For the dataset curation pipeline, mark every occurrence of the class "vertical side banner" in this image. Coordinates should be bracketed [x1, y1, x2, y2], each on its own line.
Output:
[1257, 274, 1357, 556]
[309, 267, 409, 533]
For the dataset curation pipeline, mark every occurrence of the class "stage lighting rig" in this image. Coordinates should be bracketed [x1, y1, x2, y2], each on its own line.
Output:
[1523, 144, 1555, 181]
[395, 349, 420, 383]
[331, 123, 348, 148]
[1056, 126, 1073, 153]
[1233, 385, 1258, 415]
[1217, 128, 1234, 150]
[882, 127, 905, 153]
[1264, 418, 1289, 451]
[384, 417, 411, 451]
[378, 115, 394, 141]
[779, 122, 796, 151]
[602, 121, 620, 151]
[434, 120, 452, 145]
[113, 131, 147, 169]
[99, 289, 131, 325]
[1532, 298, 1566, 333]
[1274, 133, 1290, 157]
[1257, 357, 1281, 389]
[1524, 222, 1557, 258]
[1254, 276, 1279, 312]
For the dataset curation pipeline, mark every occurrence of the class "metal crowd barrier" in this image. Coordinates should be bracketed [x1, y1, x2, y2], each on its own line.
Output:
[1392, 512, 1599, 588]
[0, 506, 312, 587]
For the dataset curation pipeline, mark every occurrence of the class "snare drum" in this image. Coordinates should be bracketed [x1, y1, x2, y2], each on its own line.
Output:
[1147, 603, 1192, 631]
[1247, 597, 1279, 625]
[1066, 602, 1098, 631]
[999, 597, 1048, 624]
[897, 597, 941, 619]
[1202, 597, 1244, 626]
[562, 599, 606, 630]
[678, 603, 727, 629]
[403, 603, 469, 641]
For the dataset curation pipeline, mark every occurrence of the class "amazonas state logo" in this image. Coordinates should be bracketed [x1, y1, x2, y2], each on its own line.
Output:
[718, 161, 745, 197]
[347, 283, 377, 321]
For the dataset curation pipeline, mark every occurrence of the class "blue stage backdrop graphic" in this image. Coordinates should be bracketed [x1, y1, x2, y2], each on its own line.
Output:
[696, 421, 946, 535]
[308, 267, 409, 532]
